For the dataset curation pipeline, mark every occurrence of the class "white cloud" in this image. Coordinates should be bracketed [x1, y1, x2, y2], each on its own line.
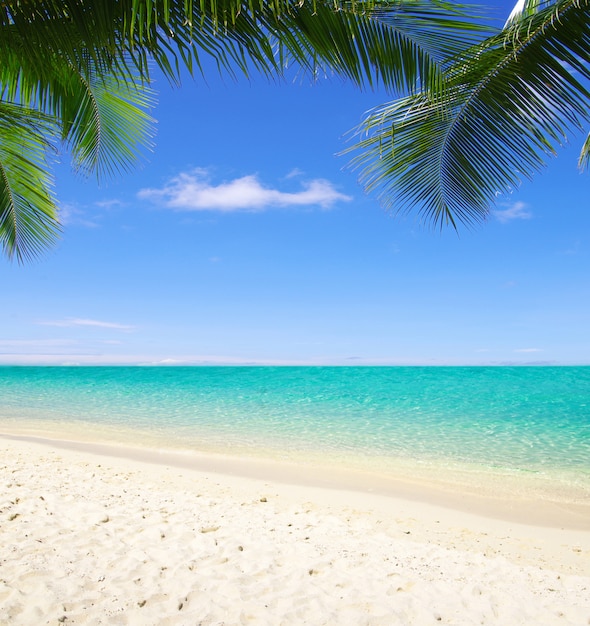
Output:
[138, 169, 352, 212]
[38, 318, 135, 331]
[494, 201, 532, 223]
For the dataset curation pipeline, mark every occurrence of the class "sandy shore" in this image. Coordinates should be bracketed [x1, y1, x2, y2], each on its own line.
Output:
[1, 435, 589, 625]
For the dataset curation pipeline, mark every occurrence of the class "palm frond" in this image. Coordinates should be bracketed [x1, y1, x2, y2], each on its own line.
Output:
[261, 1, 491, 93]
[2, 0, 490, 89]
[579, 132, 590, 170]
[348, 0, 590, 227]
[0, 48, 155, 181]
[59, 70, 156, 179]
[0, 104, 60, 263]
[0, 0, 490, 260]
[505, 0, 545, 25]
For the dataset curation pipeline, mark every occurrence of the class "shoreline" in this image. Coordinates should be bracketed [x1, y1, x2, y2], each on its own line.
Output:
[2, 435, 589, 624]
[2, 430, 589, 532]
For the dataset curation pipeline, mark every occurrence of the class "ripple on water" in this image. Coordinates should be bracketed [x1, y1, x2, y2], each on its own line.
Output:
[0, 366, 588, 501]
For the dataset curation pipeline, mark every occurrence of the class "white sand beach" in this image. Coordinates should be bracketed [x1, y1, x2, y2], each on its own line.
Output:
[1, 435, 589, 625]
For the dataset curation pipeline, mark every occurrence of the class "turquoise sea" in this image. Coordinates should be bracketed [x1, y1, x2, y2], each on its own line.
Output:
[1, 366, 589, 503]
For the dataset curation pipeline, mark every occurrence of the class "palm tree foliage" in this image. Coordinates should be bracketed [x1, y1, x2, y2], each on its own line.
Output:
[0, 0, 485, 261]
[349, 0, 590, 229]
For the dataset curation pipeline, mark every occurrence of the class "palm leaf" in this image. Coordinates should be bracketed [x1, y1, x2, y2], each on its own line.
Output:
[1, 0, 489, 90]
[0, 104, 60, 262]
[579, 132, 590, 170]
[348, 0, 590, 227]
[504, 0, 545, 25]
[0, 0, 488, 260]
[254, 1, 490, 93]
[59, 70, 156, 179]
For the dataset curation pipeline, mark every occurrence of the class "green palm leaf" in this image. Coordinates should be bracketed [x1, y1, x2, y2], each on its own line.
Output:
[1, 1, 486, 90]
[0, 0, 487, 260]
[59, 71, 156, 179]
[0, 105, 60, 262]
[254, 1, 489, 93]
[116, 0, 489, 89]
[349, 0, 590, 228]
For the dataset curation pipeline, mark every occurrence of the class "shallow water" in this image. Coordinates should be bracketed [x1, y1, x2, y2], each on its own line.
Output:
[1, 366, 589, 501]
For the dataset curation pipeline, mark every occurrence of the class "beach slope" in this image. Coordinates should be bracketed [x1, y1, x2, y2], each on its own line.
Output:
[1, 436, 589, 625]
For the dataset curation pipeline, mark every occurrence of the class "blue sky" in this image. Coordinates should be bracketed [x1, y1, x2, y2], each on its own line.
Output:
[1, 1, 589, 366]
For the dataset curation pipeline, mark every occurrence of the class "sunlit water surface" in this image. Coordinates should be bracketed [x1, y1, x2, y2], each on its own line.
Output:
[1, 366, 588, 502]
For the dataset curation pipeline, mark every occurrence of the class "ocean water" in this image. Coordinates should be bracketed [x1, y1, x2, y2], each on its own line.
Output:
[1, 366, 589, 502]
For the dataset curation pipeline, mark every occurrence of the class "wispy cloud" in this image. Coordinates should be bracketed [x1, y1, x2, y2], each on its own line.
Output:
[563, 240, 581, 256]
[494, 201, 532, 223]
[38, 318, 135, 331]
[58, 203, 100, 228]
[138, 169, 352, 212]
[58, 198, 126, 228]
[0, 339, 78, 349]
[94, 199, 126, 210]
[284, 168, 304, 179]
